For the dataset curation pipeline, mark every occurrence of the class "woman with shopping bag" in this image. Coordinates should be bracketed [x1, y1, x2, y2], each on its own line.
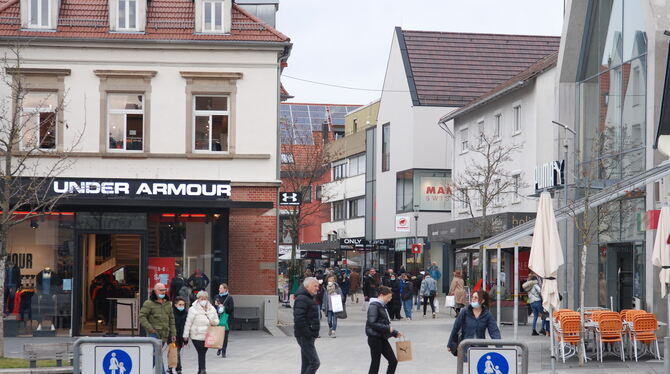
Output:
[321, 275, 343, 338]
[447, 290, 501, 357]
[169, 297, 188, 374]
[366, 286, 402, 374]
[448, 271, 467, 314]
[214, 283, 234, 357]
[183, 291, 219, 374]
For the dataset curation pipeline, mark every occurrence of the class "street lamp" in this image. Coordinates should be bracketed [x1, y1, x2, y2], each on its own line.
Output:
[413, 205, 419, 273]
[550, 120, 576, 308]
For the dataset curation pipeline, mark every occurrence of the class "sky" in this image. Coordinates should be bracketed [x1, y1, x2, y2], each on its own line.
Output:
[276, 0, 565, 105]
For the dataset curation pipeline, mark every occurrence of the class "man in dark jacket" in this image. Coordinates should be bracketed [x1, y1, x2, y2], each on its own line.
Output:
[293, 277, 321, 374]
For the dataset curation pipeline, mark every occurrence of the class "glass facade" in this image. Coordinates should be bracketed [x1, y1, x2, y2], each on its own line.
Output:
[577, 0, 647, 309]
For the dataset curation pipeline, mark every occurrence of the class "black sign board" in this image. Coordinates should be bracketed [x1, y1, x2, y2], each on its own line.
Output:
[338, 238, 395, 251]
[279, 192, 302, 206]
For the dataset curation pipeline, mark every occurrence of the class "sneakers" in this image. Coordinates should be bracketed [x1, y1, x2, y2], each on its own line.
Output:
[331, 330, 336, 338]
[423, 315, 426, 319]
[432, 312, 436, 319]
[328, 329, 332, 336]
[532, 329, 539, 336]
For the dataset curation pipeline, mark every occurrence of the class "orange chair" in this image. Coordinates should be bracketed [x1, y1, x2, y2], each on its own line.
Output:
[597, 318, 625, 362]
[630, 314, 660, 361]
[589, 310, 604, 322]
[598, 312, 621, 322]
[555, 318, 586, 363]
[624, 310, 647, 322]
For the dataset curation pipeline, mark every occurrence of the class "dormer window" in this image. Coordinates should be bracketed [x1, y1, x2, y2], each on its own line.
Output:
[117, 0, 138, 30]
[203, 1, 224, 32]
[28, 0, 50, 28]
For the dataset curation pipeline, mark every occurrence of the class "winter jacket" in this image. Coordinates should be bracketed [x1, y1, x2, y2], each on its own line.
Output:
[173, 307, 188, 347]
[349, 271, 361, 293]
[419, 276, 437, 297]
[293, 287, 320, 338]
[448, 276, 467, 305]
[214, 293, 235, 316]
[363, 274, 379, 298]
[447, 305, 501, 351]
[528, 282, 542, 304]
[400, 280, 414, 301]
[182, 301, 219, 341]
[186, 274, 210, 292]
[139, 296, 176, 342]
[321, 283, 342, 312]
[365, 299, 399, 339]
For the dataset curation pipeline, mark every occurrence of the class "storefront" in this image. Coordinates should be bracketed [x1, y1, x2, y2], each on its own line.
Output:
[4, 177, 273, 337]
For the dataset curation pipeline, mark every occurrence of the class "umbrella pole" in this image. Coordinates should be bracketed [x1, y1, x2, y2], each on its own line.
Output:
[514, 245, 519, 340]
[550, 304, 556, 373]
[497, 246, 501, 328]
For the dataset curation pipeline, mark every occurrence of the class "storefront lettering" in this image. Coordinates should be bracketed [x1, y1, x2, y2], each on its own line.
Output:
[9, 253, 32, 269]
[425, 185, 453, 195]
[52, 180, 231, 198]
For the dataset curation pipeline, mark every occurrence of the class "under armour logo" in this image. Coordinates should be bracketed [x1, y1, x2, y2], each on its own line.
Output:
[279, 192, 302, 206]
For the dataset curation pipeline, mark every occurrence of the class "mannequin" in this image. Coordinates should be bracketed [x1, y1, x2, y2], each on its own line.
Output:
[186, 269, 209, 292]
[4, 260, 20, 315]
[35, 267, 59, 331]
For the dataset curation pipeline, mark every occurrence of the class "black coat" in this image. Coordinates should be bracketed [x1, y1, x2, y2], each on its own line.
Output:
[363, 275, 379, 298]
[173, 307, 188, 347]
[293, 287, 320, 338]
[400, 280, 414, 301]
[365, 301, 398, 339]
[214, 294, 235, 316]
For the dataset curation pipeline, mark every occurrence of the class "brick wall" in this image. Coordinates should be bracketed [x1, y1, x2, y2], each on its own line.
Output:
[229, 186, 277, 295]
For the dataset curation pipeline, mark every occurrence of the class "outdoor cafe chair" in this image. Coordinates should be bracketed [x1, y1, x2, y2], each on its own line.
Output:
[555, 318, 586, 363]
[630, 314, 660, 362]
[596, 318, 625, 362]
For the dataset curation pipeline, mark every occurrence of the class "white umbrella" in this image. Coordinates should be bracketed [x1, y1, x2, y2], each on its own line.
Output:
[529, 191, 564, 373]
[652, 206, 670, 298]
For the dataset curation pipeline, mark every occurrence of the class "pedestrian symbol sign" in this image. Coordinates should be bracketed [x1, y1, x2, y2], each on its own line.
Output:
[468, 348, 517, 374]
[103, 349, 133, 374]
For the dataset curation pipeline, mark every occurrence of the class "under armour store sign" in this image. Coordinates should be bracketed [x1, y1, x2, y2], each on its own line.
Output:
[279, 192, 302, 206]
[534, 160, 565, 192]
[49, 178, 231, 200]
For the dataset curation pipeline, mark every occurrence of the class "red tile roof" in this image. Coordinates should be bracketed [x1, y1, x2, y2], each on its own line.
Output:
[398, 28, 560, 107]
[0, 0, 289, 42]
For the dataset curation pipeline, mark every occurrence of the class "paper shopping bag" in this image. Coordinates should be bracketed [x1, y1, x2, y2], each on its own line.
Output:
[395, 338, 413, 362]
[167, 343, 178, 368]
[204, 326, 226, 349]
[445, 295, 456, 307]
[330, 294, 344, 313]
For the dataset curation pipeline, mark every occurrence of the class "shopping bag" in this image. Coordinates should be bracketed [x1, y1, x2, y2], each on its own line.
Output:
[218, 312, 230, 331]
[330, 294, 344, 313]
[395, 338, 413, 362]
[204, 326, 226, 349]
[167, 343, 178, 368]
[445, 295, 456, 308]
[335, 302, 347, 319]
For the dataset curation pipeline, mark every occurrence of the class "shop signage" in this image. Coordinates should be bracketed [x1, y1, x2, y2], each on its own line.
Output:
[50, 178, 231, 200]
[419, 176, 452, 211]
[411, 243, 422, 254]
[395, 215, 411, 232]
[338, 238, 395, 251]
[534, 160, 565, 191]
[279, 192, 302, 206]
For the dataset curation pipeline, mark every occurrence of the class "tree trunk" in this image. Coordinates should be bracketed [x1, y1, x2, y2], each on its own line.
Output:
[578, 243, 587, 366]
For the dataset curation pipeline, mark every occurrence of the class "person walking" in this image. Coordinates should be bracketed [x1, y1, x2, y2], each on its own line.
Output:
[399, 274, 414, 320]
[170, 297, 188, 374]
[447, 290, 501, 355]
[214, 283, 234, 357]
[448, 271, 467, 314]
[524, 275, 544, 336]
[413, 272, 424, 311]
[419, 273, 437, 318]
[349, 269, 361, 303]
[294, 277, 321, 374]
[366, 286, 402, 374]
[339, 272, 350, 305]
[139, 283, 176, 373]
[388, 274, 402, 320]
[183, 291, 219, 374]
[363, 269, 379, 312]
[321, 275, 342, 338]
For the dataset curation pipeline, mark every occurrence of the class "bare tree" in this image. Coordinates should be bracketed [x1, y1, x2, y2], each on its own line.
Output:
[0, 45, 82, 354]
[452, 131, 525, 242]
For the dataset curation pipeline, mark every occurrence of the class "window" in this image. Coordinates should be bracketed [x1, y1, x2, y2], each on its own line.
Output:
[382, 123, 390, 172]
[117, 0, 138, 30]
[513, 105, 521, 134]
[395, 170, 413, 212]
[22, 92, 57, 150]
[332, 200, 345, 221]
[279, 215, 293, 244]
[281, 153, 294, 164]
[512, 174, 521, 203]
[203, 0, 225, 32]
[460, 128, 469, 153]
[349, 154, 366, 176]
[301, 186, 312, 203]
[333, 162, 347, 180]
[193, 96, 229, 152]
[494, 179, 502, 205]
[348, 197, 365, 218]
[632, 67, 641, 106]
[477, 120, 485, 145]
[108, 93, 144, 151]
[494, 114, 502, 140]
[28, 0, 50, 28]
[316, 185, 322, 201]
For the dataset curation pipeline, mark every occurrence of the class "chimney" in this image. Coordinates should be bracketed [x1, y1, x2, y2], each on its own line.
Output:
[234, 0, 279, 28]
[321, 121, 329, 144]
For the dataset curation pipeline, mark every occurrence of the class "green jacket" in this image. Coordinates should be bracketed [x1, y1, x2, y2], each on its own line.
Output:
[139, 298, 176, 342]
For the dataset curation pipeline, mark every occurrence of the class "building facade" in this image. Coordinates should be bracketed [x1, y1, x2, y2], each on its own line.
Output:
[0, 0, 290, 336]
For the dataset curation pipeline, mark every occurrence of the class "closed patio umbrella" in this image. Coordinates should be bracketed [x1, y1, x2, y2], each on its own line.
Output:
[651, 206, 670, 373]
[529, 191, 564, 373]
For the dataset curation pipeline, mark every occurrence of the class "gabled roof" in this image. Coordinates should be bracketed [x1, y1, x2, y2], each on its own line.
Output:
[396, 28, 560, 107]
[0, 0, 289, 43]
[440, 51, 559, 123]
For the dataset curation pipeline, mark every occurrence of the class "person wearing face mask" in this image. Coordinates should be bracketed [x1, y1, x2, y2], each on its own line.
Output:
[366, 286, 402, 374]
[447, 290, 501, 356]
[183, 291, 219, 374]
[214, 283, 234, 357]
[139, 283, 176, 373]
[321, 275, 342, 338]
[170, 297, 188, 374]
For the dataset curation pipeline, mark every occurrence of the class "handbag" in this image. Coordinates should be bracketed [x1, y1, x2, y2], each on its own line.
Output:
[395, 337, 413, 362]
[429, 290, 437, 297]
[167, 343, 178, 368]
[204, 326, 226, 349]
[335, 302, 347, 319]
[218, 312, 230, 331]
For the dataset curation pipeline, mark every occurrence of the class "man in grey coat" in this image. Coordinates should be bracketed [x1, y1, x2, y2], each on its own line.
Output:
[419, 274, 437, 318]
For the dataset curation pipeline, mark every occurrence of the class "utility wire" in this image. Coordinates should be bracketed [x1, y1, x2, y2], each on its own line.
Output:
[282, 74, 409, 93]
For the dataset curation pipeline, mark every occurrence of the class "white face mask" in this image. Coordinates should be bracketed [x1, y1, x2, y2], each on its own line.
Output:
[328, 281, 334, 285]
[199, 300, 208, 307]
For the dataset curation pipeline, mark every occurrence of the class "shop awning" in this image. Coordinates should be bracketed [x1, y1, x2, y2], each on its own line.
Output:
[463, 235, 533, 250]
[300, 240, 339, 251]
[469, 160, 670, 249]
[57, 198, 273, 210]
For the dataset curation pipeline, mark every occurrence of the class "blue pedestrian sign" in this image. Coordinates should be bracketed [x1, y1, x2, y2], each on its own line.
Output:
[469, 348, 517, 374]
[102, 350, 133, 374]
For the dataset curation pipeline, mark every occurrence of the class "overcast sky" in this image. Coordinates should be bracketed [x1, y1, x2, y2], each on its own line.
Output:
[277, 0, 564, 105]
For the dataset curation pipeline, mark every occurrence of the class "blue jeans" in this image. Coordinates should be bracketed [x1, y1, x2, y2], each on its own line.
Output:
[531, 301, 542, 331]
[148, 333, 166, 373]
[327, 311, 337, 331]
[403, 299, 413, 319]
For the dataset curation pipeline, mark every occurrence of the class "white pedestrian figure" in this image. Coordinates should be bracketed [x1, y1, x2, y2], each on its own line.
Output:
[118, 362, 126, 374]
[494, 365, 503, 374]
[484, 356, 495, 374]
[108, 353, 119, 374]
